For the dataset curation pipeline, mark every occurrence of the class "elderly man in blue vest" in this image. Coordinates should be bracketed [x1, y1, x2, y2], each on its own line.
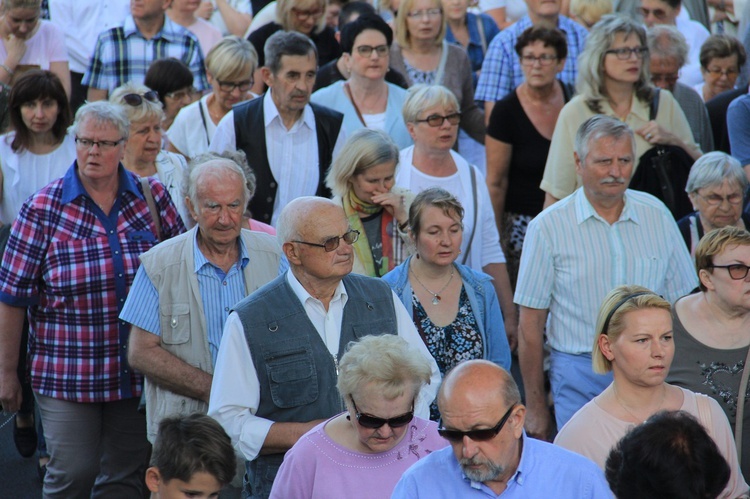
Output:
[208, 196, 441, 499]
[120, 152, 281, 444]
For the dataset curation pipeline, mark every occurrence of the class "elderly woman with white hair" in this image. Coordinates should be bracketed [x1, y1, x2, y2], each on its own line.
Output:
[397, 84, 517, 349]
[110, 82, 193, 228]
[269, 334, 448, 499]
[677, 151, 750, 257]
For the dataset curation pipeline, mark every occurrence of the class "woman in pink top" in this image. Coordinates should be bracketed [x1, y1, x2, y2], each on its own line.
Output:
[269, 334, 447, 499]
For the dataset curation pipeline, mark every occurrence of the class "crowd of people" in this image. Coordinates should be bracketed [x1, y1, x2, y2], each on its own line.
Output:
[2, 0, 750, 498]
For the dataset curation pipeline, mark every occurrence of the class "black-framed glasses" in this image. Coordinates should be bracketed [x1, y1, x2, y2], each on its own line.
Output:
[605, 46, 648, 60]
[291, 7, 323, 19]
[122, 91, 160, 106]
[165, 86, 196, 100]
[292, 229, 359, 252]
[355, 44, 389, 58]
[75, 137, 124, 150]
[217, 79, 253, 92]
[415, 112, 461, 127]
[709, 264, 750, 280]
[520, 54, 558, 66]
[350, 396, 414, 429]
[438, 404, 517, 442]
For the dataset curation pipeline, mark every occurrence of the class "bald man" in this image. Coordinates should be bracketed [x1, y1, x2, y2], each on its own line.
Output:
[393, 360, 611, 498]
[208, 196, 440, 498]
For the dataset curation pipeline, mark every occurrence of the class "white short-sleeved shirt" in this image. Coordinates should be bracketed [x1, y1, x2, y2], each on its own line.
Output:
[0, 21, 68, 72]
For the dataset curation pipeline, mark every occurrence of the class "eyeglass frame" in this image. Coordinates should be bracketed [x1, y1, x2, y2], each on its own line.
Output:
[694, 191, 744, 206]
[291, 7, 324, 20]
[122, 91, 160, 107]
[406, 8, 442, 18]
[438, 404, 517, 442]
[216, 78, 254, 92]
[703, 67, 740, 78]
[349, 396, 415, 429]
[519, 54, 559, 66]
[708, 264, 750, 280]
[604, 46, 649, 60]
[354, 44, 390, 58]
[292, 229, 360, 252]
[165, 86, 196, 100]
[75, 137, 125, 150]
[414, 112, 462, 127]
[651, 72, 679, 85]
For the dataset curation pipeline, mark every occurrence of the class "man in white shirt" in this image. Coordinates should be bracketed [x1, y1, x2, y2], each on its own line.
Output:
[210, 31, 345, 227]
[208, 196, 440, 498]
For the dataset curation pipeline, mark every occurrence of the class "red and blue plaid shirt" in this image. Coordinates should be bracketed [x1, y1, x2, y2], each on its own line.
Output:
[0, 163, 185, 402]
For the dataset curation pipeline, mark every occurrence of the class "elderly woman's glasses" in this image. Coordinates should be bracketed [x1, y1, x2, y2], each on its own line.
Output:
[415, 112, 461, 127]
[605, 47, 648, 60]
[350, 396, 414, 429]
[709, 264, 750, 280]
[520, 54, 558, 66]
[406, 8, 442, 18]
[438, 404, 516, 442]
[217, 79, 253, 92]
[122, 91, 160, 106]
[696, 192, 743, 206]
[75, 137, 124, 150]
[355, 45, 389, 58]
[704, 67, 739, 78]
[292, 229, 360, 252]
[291, 7, 323, 20]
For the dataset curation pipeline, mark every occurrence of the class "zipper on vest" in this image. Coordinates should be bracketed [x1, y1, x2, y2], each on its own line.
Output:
[333, 353, 339, 376]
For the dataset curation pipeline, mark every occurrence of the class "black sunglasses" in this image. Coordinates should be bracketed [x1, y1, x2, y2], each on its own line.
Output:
[438, 404, 516, 442]
[292, 229, 359, 252]
[122, 91, 160, 106]
[350, 396, 414, 429]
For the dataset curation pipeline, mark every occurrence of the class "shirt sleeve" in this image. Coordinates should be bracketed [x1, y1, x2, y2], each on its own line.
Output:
[728, 96, 750, 165]
[705, 396, 750, 498]
[0, 203, 47, 305]
[662, 214, 699, 301]
[209, 111, 238, 154]
[186, 35, 210, 91]
[475, 31, 515, 103]
[150, 176, 187, 238]
[81, 32, 107, 89]
[513, 216, 554, 310]
[208, 312, 274, 461]
[539, 99, 583, 200]
[119, 265, 161, 335]
[44, 22, 69, 62]
[477, 167, 505, 266]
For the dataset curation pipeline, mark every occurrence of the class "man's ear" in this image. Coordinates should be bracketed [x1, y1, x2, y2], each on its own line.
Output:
[261, 67, 273, 87]
[283, 241, 301, 266]
[145, 467, 162, 494]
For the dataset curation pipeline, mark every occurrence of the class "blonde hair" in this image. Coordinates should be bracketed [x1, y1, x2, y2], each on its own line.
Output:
[325, 129, 400, 198]
[109, 82, 164, 125]
[570, 0, 612, 28]
[695, 226, 750, 292]
[276, 0, 327, 33]
[402, 84, 459, 124]
[206, 36, 258, 82]
[395, 0, 446, 49]
[1, 0, 40, 11]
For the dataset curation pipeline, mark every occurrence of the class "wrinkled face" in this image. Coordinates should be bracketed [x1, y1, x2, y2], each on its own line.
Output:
[289, 203, 354, 281]
[649, 54, 680, 91]
[600, 308, 673, 387]
[147, 470, 223, 499]
[407, 103, 459, 152]
[163, 86, 194, 122]
[603, 32, 645, 86]
[519, 40, 566, 89]
[441, 0, 470, 23]
[575, 134, 634, 204]
[413, 205, 463, 267]
[348, 29, 390, 81]
[701, 54, 740, 100]
[405, 0, 443, 44]
[126, 117, 163, 165]
[289, 0, 324, 34]
[75, 117, 126, 182]
[639, 0, 678, 26]
[349, 161, 396, 204]
[3, 7, 39, 39]
[690, 179, 745, 231]
[20, 97, 59, 135]
[209, 70, 254, 112]
[188, 169, 245, 249]
[701, 244, 750, 309]
[524, 0, 561, 19]
[264, 53, 317, 117]
[347, 383, 414, 454]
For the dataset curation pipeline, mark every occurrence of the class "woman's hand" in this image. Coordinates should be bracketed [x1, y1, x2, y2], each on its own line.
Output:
[371, 191, 408, 225]
[4, 33, 26, 69]
[637, 120, 702, 161]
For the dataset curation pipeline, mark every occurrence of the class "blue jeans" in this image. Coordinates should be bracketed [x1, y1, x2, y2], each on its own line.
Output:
[549, 350, 612, 430]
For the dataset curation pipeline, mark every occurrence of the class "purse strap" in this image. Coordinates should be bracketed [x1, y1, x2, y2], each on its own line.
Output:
[461, 165, 478, 265]
[476, 15, 487, 54]
[139, 177, 163, 242]
[198, 98, 211, 147]
[344, 82, 368, 127]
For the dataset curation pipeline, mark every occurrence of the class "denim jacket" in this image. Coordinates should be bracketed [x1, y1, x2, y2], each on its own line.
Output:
[445, 12, 501, 88]
[382, 256, 511, 370]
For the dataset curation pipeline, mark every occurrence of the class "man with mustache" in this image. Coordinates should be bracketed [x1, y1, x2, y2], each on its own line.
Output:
[392, 360, 610, 498]
[514, 115, 696, 441]
[209, 30, 345, 227]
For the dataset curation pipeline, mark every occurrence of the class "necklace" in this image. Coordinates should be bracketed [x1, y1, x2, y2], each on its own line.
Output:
[410, 264, 454, 305]
[612, 383, 666, 424]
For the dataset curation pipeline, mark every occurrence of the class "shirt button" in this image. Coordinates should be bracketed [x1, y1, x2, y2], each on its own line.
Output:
[223, 281, 227, 286]
[110, 230, 114, 234]
[270, 182, 276, 188]
[225, 307, 230, 312]
[115, 250, 119, 255]
[266, 197, 273, 202]
[118, 273, 123, 278]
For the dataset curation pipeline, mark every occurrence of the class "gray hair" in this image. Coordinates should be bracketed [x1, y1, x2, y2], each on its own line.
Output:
[685, 151, 747, 194]
[70, 101, 130, 141]
[647, 25, 688, 68]
[575, 115, 635, 162]
[109, 81, 164, 125]
[206, 36, 258, 82]
[325, 129, 400, 198]
[337, 334, 431, 403]
[276, 196, 337, 244]
[264, 30, 318, 74]
[402, 84, 459, 124]
[576, 14, 653, 113]
[184, 153, 251, 213]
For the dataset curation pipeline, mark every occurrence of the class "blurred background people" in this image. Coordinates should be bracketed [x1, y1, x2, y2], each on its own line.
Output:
[569, 0, 613, 30]
[144, 57, 196, 134]
[695, 34, 746, 102]
[442, 0, 500, 88]
[168, 0, 223, 55]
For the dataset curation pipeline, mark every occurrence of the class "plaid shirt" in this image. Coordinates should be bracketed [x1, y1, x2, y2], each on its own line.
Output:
[0, 163, 185, 403]
[82, 15, 209, 93]
[475, 15, 588, 103]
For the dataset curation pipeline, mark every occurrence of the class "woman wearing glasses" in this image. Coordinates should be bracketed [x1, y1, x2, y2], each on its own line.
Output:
[312, 14, 411, 149]
[144, 58, 195, 134]
[554, 284, 748, 498]
[541, 14, 700, 206]
[110, 82, 193, 228]
[677, 152, 750, 257]
[169, 36, 257, 160]
[269, 334, 447, 499]
[485, 26, 570, 289]
[695, 34, 746, 103]
[667, 227, 750, 479]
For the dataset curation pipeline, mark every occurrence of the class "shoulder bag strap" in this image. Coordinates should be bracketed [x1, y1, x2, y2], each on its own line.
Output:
[139, 177, 163, 242]
[649, 88, 660, 121]
[198, 98, 211, 147]
[344, 82, 368, 127]
[461, 165, 478, 265]
[435, 40, 450, 85]
[476, 15, 487, 55]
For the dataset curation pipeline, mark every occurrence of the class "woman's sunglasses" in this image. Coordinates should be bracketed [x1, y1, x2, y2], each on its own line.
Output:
[122, 91, 160, 106]
[350, 396, 414, 429]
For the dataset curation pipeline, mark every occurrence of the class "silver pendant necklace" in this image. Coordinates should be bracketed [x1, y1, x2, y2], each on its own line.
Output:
[410, 264, 455, 305]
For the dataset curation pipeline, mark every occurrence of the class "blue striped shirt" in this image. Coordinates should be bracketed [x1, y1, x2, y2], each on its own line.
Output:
[514, 188, 697, 354]
[121, 232, 249, 365]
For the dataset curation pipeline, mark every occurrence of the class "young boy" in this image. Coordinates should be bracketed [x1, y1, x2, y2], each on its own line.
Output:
[146, 413, 236, 499]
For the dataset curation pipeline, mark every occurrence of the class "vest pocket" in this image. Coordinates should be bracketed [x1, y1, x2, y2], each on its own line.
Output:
[263, 342, 319, 408]
[160, 303, 191, 345]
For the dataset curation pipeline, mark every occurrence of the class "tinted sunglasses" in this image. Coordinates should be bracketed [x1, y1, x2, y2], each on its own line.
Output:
[438, 404, 516, 442]
[122, 91, 160, 106]
[350, 396, 414, 429]
[292, 229, 359, 252]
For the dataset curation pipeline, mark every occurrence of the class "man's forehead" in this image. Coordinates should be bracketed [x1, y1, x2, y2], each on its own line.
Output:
[277, 53, 317, 72]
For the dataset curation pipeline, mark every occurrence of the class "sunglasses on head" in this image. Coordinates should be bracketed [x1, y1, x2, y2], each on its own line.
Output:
[122, 91, 160, 106]
[350, 396, 414, 429]
[438, 404, 516, 442]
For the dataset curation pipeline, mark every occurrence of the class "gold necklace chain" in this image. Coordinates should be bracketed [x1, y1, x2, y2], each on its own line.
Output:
[612, 383, 666, 424]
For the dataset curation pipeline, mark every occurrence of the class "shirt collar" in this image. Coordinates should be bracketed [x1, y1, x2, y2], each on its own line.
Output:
[285, 270, 348, 307]
[123, 14, 179, 43]
[262, 89, 315, 130]
[61, 161, 141, 205]
[599, 95, 650, 122]
[192, 229, 250, 274]
[574, 187, 640, 225]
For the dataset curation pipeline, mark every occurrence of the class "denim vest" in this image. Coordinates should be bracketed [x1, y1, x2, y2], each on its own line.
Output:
[234, 272, 397, 498]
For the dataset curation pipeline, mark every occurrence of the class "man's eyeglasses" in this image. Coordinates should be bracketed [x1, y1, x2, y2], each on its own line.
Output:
[709, 264, 750, 280]
[122, 91, 160, 106]
[291, 7, 323, 20]
[75, 137, 124, 150]
[520, 54, 558, 66]
[605, 46, 649, 60]
[292, 229, 359, 252]
[406, 8, 442, 18]
[165, 86, 196, 100]
[217, 79, 253, 92]
[438, 404, 516, 442]
[651, 73, 679, 85]
[415, 112, 461, 127]
[355, 44, 389, 58]
[695, 192, 743, 206]
[704, 67, 739, 78]
[350, 396, 414, 429]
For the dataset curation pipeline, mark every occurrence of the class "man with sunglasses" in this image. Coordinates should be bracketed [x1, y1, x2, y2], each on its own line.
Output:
[208, 196, 440, 498]
[392, 360, 610, 498]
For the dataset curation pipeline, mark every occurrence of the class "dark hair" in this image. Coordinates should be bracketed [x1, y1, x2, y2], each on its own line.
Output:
[150, 413, 236, 486]
[514, 26, 568, 60]
[699, 34, 747, 70]
[265, 30, 318, 74]
[659, 0, 681, 8]
[339, 1, 376, 27]
[9, 69, 71, 153]
[340, 13, 393, 54]
[144, 58, 194, 106]
[605, 410, 730, 499]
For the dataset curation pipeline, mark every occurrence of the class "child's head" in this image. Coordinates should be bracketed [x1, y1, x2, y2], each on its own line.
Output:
[146, 414, 236, 499]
